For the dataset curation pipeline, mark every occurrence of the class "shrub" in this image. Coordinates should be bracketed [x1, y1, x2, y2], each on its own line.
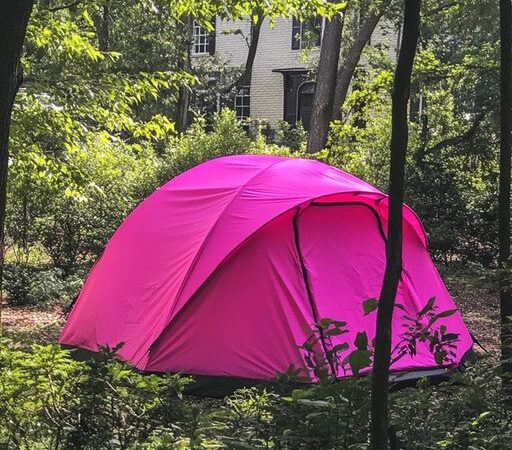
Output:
[0, 342, 192, 450]
[1, 340, 511, 449]
[157, 109, 251, 184]
[7, 136, 160, 275]
[274, 120, 308, 152]
[3, 264, 83, 306]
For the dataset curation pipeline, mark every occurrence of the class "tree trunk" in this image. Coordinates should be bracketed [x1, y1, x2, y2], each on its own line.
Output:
[236, 14, 263, 89]
[307, 5, 344, 154]
[369, 1, 421, 449]
[0, 0, 34, 318]
[226, 11, 264, 96]
[499, 0, 512, 392]
[175, 17, 193, 133]
[93, 4, 110, 52]
[331, 0, 391, 121]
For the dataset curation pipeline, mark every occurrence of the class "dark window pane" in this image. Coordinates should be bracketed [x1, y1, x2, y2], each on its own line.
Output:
[291, 17, 301, 50]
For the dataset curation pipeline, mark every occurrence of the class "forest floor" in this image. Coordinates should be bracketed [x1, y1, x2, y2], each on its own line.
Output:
[1, 265, 500, 358]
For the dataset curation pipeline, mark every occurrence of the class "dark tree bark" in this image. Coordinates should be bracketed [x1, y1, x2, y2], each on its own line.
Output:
[236, 13, 263, 89]
[175, 16, 193, 133]
[93, 4, 110, 52]
[331, 0, 391, 121]
[499, 0, 512, 390]
[0, 0, 35, 303]
[307, 5, 344, 154]
[226, 11, 264, 94]
[370, 1, 421, 449]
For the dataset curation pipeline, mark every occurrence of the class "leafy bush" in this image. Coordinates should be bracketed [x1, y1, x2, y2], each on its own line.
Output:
[156, 109, 252, 184]
[1, 339, 511, 450]
[0, 342, 192, 450]
[7, 134, 160, 275]
[274, 120, 308, 152]
[3, 264, 83, 306]
[210, 358, 512, 450]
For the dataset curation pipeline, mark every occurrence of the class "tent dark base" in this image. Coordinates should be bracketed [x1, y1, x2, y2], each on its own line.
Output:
[63, 346, 477, 398]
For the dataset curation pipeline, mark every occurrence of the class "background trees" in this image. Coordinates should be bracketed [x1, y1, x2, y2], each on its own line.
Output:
[1, 0, 512, 447]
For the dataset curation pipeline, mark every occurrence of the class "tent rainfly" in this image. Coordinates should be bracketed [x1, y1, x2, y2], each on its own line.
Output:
[60, 155, 474, 390]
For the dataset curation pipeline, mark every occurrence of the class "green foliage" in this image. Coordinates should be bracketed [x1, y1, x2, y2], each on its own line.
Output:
[0, 341, 510, 449]
[390, 362, 512, 450]
[7, 135, 160, 274]
[325, 0, 500, 263]
[298, 298, 460, 384]
[212, 358, 512, 450]
[2, 265, 82, 306]
[274, 120, 308, 152]
[157, 109, 251, 183]
[0, 342, 192, 450]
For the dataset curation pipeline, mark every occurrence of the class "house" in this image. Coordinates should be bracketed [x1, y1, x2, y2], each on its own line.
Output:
[191, 16, 399, 130]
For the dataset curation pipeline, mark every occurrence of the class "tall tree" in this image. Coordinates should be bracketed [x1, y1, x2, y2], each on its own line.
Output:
[0, 0, 35, 311]
[307, 3, 344, 154]
[331, 0, 392, 121]
[499, 0, 512, 390]
[369, 1, 421, 449]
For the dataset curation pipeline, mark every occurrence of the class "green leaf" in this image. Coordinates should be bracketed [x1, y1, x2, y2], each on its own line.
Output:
[418, 297, 436, 317]
[442, 333, 459, 342]
[316, 318, 334, 328]
[325, 328, 348, 337]
[363, 298, 379, 315]
[329, 343, 349, 354]
[354, 332, 368, 350]
[434, 351, 446, 365]
[348, 350, 372, 376]
[435, 309, 458, 319]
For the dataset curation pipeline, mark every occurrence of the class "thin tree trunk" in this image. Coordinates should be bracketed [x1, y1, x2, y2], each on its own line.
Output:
[226, 11, 264, 95]
[332, 0, 391, 121]
[175, 17, 193, 132]
[0, 0, 35, 329]
[307, 4, 344, 154]
[236, 13, 263, 89]
[499, 0, 512, 392]
[93, 4, 110, 52]
[370, 1, 421, 449]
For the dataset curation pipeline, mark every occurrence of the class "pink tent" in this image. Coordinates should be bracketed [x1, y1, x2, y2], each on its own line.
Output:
[60, 155, 473, 386]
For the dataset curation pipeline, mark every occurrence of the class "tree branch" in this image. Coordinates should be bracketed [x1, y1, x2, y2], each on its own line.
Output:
[425, 110, 488, 155]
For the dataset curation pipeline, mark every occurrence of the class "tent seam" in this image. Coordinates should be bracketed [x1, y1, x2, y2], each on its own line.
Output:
[145, 191, 383, 370]
[144, 157, 292, 362]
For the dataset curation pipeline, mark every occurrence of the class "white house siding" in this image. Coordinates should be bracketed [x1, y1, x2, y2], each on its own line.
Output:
[365, 21, 400, 64]
[209, 17, 315, 126]
[196, 17, 398, 127]
[250, 18, 316, 126]
[213, 18, 251, 67]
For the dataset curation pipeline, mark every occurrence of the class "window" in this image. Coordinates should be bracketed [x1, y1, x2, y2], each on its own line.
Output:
[291, 17, 323, 50]
[192, 18, 216, 55]
[234, 86, 250, 120]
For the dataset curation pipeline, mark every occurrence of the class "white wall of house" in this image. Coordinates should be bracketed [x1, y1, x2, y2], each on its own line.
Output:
[213, 18, 251, 66]
[250, 18, 315, 125]
[193, 17, 398, 127]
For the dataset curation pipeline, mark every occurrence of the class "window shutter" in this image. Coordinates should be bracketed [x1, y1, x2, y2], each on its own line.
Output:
[208, 16, 216, 55]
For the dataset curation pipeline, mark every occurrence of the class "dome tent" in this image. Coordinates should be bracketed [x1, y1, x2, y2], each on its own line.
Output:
[60, 155, 473, 391]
